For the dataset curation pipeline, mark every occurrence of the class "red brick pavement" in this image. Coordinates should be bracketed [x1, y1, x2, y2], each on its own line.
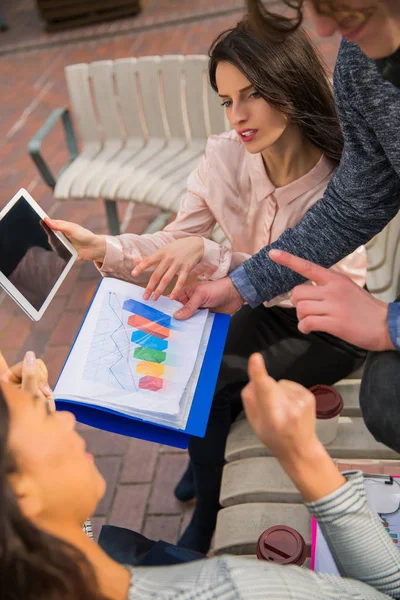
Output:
[0, 2, 348, 545]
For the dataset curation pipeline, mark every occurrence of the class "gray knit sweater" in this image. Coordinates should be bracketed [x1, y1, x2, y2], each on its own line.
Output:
[127, 471, 399, 599]
[231, 39, 400, 303]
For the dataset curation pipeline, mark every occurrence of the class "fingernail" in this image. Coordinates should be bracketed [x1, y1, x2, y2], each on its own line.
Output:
[132, 269, 138, 276]
[43, 385, 52, 396]
[25, 351, 36, 365]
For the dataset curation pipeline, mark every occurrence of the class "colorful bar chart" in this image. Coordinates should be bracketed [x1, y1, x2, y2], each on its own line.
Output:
[382, 516, 399, 545]
[123, 299, 171, 392]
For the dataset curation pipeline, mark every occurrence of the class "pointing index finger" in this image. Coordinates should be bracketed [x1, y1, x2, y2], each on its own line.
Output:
[269, 250, 335, 285]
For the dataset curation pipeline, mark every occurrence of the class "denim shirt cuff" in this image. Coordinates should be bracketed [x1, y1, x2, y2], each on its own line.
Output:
[229, 265, 263, 308]
[388, 302, 400, 351]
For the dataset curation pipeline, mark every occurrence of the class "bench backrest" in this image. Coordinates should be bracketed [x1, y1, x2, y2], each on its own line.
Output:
[367, 208, 400, 302]
[64, 55, 228, 151]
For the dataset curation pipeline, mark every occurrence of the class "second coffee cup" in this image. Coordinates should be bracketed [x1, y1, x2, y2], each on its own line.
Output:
[256, 525, 307, 566]
[310, 384, 344, 445]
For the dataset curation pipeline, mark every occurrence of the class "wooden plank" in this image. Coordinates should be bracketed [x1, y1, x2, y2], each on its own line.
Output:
[37, 0, 137, 6]
[39, 0, 139, 20]
[43, 4, 141, 31]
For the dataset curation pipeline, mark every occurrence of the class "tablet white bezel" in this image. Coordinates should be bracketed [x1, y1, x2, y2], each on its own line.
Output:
[0, 188, 78, 321]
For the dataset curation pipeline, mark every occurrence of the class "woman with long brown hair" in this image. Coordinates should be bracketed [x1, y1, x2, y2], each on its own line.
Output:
[1, 352, 399, 600]
[47, 19, 367, 553]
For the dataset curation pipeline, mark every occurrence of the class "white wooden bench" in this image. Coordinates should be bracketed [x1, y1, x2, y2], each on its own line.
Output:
[215, 212, 400, 556]
[28, 55, 228, 240]
[366, 209, 400, 303]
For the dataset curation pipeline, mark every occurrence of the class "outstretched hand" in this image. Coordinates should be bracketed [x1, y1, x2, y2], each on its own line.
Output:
[270, 249, 394, 351]
[45, 218, 106, 263]
[131, 237, 205, 301]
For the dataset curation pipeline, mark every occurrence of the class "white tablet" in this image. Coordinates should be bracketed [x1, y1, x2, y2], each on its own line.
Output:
[0, 188, 78, 321]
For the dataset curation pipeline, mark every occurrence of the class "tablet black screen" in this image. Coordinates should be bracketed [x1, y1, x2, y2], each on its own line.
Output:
[0, 196, 73, 311]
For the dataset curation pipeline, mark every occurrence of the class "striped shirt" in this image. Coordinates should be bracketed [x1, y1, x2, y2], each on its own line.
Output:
[127, 471, 399, 599]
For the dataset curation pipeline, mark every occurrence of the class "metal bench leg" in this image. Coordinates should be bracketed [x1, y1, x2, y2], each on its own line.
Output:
[144, 211, 174, 235]
[0, 11, 8, 32]
[104, 199, 120, 236]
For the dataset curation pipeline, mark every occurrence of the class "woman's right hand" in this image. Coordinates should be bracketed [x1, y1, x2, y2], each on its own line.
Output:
[45, 218, 107, 263]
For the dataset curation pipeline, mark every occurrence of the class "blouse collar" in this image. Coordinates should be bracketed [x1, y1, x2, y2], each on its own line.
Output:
[247, 151, 336, 206]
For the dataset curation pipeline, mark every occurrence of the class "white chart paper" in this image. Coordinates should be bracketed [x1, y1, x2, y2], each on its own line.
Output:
[55, 278, 208, 418]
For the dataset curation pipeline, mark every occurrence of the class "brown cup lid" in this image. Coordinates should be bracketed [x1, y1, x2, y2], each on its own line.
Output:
[256, 525, 307, 565]
[310, 384, 344, 420]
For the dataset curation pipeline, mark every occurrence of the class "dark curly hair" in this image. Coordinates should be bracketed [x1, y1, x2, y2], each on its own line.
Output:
[0, 385, 109, 600]
[246, 0, 305, 39]
[209, 18, 343, 164]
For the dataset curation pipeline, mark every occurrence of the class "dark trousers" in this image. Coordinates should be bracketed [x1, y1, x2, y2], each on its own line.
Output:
[99, 526, 204, 565]
[360, 295, 400, 454]
[189, 304, 367, 509]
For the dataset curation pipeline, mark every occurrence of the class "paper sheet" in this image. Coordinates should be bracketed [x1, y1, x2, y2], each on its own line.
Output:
[55, 278, 208, 418]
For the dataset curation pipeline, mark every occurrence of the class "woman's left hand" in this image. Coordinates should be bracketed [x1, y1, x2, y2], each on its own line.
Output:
[131, 237, 205, 301]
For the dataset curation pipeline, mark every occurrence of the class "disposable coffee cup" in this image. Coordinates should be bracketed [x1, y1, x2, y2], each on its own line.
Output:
[310, 384, 344, 445]
[256, 525, 307, 566]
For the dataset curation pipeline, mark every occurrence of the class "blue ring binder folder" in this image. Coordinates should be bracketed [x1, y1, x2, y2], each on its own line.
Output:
[55, 280, 231, 449]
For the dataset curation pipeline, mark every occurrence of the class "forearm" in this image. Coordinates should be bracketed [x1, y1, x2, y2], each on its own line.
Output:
[277, 443, 400, 594]
[307, 471, 400, 595]
[96, 231, 186, 282]
[235, 193, 399, 304]
[278, 442, 346, 503]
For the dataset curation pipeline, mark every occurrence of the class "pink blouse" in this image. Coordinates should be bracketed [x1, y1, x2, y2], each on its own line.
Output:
[99, 130, 366, 308]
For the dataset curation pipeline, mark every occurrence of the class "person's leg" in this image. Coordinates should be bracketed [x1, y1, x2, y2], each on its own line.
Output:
[174, 461, 194, 502]
[179, 304, 366, 553]
[360, 296, 400, 453]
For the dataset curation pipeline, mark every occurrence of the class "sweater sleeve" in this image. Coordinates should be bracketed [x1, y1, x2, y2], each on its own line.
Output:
[231, 41, 400, 305]
[307, 471, 400, 597]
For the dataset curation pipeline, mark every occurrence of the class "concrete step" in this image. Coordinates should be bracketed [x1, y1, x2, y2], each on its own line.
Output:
[220, 457, 301, 507]
[214, 502, 311, 555]
[225, 416, 399, 463]
[334, 379, 361, 417]
[219, 457, 389, 507]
